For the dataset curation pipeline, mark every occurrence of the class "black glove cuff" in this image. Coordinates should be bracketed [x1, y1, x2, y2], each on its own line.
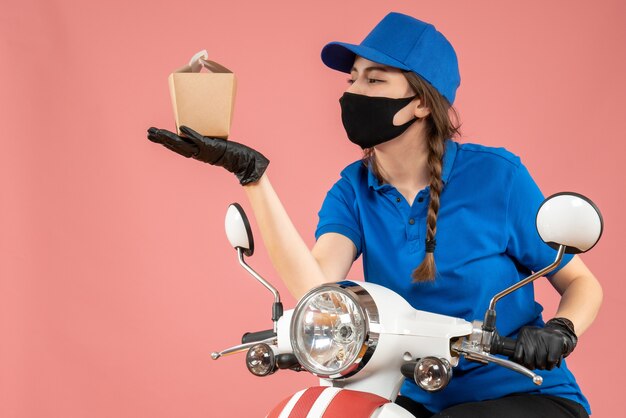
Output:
[546, 317, 578, 357]
[546, 317, 577, 336]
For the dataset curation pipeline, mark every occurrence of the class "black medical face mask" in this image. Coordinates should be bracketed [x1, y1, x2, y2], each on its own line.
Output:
[339, 91, 418, 149]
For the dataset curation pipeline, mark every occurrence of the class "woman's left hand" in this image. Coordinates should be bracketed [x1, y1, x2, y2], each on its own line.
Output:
[510, 317, 578, 370]
[146, 125, 269, 186]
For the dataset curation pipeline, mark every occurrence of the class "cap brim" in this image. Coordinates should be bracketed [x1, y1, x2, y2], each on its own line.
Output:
[321, 41, 411, 73]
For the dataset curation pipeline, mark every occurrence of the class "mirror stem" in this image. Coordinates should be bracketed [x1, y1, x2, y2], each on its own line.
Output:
[489, 244, 565, 310]
[237, 248, 280, 303]
[237, 248, 283, 332]
[483, 245, 566, 331]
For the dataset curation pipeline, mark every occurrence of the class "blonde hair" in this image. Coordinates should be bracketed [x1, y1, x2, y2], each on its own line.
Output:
[363, 71, 462, 282]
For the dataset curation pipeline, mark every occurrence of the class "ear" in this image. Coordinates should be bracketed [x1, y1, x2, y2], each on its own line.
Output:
[413, 98, 431, 119]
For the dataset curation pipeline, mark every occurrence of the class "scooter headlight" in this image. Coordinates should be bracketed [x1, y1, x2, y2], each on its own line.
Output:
[290, 282, 379, 379]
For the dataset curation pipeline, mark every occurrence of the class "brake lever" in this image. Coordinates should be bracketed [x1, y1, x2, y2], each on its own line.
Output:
[211, 336, 277, 360]
[451, 340, 543, 385]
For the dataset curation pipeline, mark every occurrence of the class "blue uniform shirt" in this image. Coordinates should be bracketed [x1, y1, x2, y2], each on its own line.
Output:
[314, 139, 590, 414]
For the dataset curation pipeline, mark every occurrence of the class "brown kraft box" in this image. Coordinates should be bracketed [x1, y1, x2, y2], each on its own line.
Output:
[168, 50, 237, 139]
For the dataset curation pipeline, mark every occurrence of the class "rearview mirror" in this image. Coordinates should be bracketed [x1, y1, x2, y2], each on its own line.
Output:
[536, 192, 603, 254]
[225, 203, 254, 257]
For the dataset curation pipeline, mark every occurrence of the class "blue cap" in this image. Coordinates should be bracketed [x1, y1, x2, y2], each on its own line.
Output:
[321, 12, 460, 104]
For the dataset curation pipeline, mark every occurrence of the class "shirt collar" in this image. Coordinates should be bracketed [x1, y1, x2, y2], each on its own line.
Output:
[367, 138, 458, 191]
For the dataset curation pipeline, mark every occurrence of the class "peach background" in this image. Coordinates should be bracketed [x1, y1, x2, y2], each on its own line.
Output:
[1, 0, 625, 417]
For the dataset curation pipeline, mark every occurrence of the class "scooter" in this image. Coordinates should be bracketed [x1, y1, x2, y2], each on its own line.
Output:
[210, 193, 603, 417]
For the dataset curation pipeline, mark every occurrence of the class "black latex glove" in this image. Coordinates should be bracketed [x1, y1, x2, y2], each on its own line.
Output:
[510, 317, 578, 370]
[146, 125, 269, 186]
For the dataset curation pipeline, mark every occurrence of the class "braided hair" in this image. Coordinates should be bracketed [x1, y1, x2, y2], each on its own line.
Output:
[363, 71, 462, 282]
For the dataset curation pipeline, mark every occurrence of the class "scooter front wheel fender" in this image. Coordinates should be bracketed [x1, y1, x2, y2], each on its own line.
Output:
[266, 386, 413, 418]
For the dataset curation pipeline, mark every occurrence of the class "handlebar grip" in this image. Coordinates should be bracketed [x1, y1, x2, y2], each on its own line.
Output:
[491, 333, 517, 357]
[241, 329, 276, 344]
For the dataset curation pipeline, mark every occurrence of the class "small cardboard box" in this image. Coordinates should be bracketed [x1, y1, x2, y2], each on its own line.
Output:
[168, 51, 237, 139]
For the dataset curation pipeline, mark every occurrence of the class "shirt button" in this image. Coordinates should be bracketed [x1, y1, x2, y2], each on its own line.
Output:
[409, 218, 415, 225]
[417, 197, 424, 203]
[396, 197, 401, 203]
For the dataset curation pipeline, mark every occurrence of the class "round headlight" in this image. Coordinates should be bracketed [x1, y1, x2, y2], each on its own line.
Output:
[290, 282, 378, 379]
[246, 343, 276, 377]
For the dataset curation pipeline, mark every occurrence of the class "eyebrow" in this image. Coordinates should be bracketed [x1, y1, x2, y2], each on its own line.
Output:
[350, 66, 389, 73]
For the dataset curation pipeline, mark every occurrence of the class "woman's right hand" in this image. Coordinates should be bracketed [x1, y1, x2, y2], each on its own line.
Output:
[509, 318, 578, 370]
[147, 125, 269, 186]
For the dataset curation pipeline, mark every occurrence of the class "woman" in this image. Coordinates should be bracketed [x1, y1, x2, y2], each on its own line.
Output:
[147, 12, 602, 418]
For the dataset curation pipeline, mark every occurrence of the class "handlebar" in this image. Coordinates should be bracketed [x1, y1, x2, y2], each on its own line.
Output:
[241, 329, 277, 344]
[490, 333, 517, 357]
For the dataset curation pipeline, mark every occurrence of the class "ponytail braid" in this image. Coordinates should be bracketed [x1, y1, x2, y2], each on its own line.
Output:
[411, 137, 445, 282]
[363, 71, 461, 282]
